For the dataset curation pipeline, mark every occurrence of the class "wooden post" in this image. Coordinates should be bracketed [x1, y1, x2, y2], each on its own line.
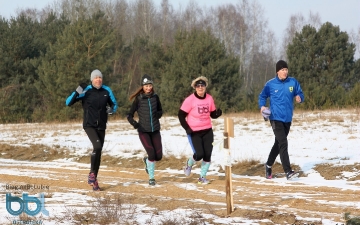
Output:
[224, 117, 234, 215]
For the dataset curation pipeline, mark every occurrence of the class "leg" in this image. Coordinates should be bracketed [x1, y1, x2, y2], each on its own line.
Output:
[200, 129, 213, 179]
[184, 133, 203, 176]
[266, 121, 280, 167]
[190, 132, 205, 161]
[151, 131, 163, 162]
[271, 121, 292, 173]
[139, 131, 156, 161]
[266, 139, 280, 167]
[93, 130, 105, 176]
[84, 128, 105, 176]
[139, 131, 157, 181]
[186, 134, 196, 167]
[202, 129, 214, 162]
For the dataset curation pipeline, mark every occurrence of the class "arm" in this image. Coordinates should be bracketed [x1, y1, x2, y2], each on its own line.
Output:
[66, 83, 88, 106]
[295, 80, 304, 103]
[210, 108, 222, 119]
[127, 98, 139, 128]
[155, 95, 163, 119]
[258, 84, 270, 113]
[65, 92, 79, 106]
[107, 88, 118, 113]
[178, 109, 192, 134]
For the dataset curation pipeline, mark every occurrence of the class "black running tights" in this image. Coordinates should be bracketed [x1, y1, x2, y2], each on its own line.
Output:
[84, 128, 105, 176]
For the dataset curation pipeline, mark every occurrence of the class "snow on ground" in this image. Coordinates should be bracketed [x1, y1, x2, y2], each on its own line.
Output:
[0, 109, 359, 224]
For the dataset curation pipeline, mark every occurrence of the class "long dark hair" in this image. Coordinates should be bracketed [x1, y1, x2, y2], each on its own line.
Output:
[129, 86, 156, 101]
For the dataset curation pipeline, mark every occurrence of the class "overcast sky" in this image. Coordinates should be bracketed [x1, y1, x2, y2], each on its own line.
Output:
[1, 0, 359, 40]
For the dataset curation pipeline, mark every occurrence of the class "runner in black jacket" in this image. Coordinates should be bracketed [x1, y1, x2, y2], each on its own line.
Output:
[66, 69, 118, 191]
[127, 74, 163, 186]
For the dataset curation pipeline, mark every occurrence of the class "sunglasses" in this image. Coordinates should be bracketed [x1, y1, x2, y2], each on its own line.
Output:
[196, 84, 205, 88]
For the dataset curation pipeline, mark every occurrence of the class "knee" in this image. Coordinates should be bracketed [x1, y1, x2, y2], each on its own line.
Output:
[278, 139, 288, 146]
[92, 147, 102, 154]
[193, 153, 204, 161]
[156, 155, 163, 161]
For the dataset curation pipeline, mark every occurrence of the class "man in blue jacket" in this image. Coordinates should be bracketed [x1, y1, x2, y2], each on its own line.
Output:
[258, 60, 304, 180]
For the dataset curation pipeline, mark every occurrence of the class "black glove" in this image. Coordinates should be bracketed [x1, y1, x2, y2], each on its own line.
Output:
[106, 106, 113, 115]
[215, 108, 222, 117]
[133, 121, 140, 129]
[155, 111, 163, 119]
[76, 83, 88, 94]
[186, 128, 192, 134]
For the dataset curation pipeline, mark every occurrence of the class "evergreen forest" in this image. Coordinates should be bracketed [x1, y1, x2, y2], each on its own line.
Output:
[0, 0, 360, 123]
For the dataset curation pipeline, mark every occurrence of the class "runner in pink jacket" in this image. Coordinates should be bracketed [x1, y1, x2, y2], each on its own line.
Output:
[178, 76, 222, 184]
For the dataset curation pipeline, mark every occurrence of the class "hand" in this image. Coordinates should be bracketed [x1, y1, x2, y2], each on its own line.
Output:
[261, 108, 271, 120]
[76, 83, 87, 94]
[186, 128, 192, 134]
[155, 111, 163, 119]
[133, 122, 140, 129]
[260, 106, 267, 113]
[295, 95, 301, 103]
[215, 108, 222, 117]
[106, 106, 113, 115]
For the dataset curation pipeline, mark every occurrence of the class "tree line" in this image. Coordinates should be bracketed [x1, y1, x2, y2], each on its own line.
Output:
[0, 0, 359, 123]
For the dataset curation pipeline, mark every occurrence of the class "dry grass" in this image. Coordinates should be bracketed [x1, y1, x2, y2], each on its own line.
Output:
[3, 140, 360, 182]
[4, 141, 360, 182]
[1, 108, 360, 224]
[0, 143, 70, 161]
[314, 163, 360, 180]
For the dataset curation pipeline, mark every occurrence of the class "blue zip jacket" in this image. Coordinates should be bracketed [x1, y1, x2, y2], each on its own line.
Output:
[258, 75, 304, 123]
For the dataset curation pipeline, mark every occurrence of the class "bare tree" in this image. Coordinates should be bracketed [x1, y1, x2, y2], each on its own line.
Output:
[159, 0, 175, 46]
[178, 0, 204, 33]
[348, 26, 360, 59]
[55, 0, 104, 22]
[129, 0, 157, 41]
[282, 11, 322, 59]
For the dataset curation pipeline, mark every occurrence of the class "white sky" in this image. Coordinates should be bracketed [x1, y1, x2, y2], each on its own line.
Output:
[0, 110, 359, 223]
[0, 0, 359, 40]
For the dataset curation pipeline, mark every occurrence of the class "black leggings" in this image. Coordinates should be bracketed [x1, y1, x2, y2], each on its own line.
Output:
[138, 130, 163, 162]
[266, 120, 291, 173]
[84, 128, 105, 176]
[189, 128, 214, 162]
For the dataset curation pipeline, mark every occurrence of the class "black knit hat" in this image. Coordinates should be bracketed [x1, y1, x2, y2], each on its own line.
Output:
[141, 74, 153, 85]
[276, 60, 288, 73]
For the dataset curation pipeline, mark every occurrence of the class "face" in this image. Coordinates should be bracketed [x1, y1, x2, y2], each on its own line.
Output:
[277, 68, 288, 80]
[142, 84, 153, 94]
[195, 83, 206, 96]
[92, 76, 103, 88]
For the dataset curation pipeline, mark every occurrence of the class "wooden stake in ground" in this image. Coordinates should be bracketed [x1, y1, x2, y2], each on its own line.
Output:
[224, 117, 234, 215]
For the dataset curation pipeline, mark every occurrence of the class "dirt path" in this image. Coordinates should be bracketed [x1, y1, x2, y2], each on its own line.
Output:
[2, 162, 359, 224]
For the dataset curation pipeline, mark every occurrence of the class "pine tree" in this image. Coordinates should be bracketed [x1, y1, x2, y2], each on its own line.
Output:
[35, 11, 117, 121]
[158, 29, 241, 114]
[287, 22, 356, 109]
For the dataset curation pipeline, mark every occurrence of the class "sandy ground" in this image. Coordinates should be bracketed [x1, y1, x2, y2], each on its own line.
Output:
[2, 161, 359, 224]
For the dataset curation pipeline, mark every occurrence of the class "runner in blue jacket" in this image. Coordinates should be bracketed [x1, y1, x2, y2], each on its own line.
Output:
[258, 60, 304, 180]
